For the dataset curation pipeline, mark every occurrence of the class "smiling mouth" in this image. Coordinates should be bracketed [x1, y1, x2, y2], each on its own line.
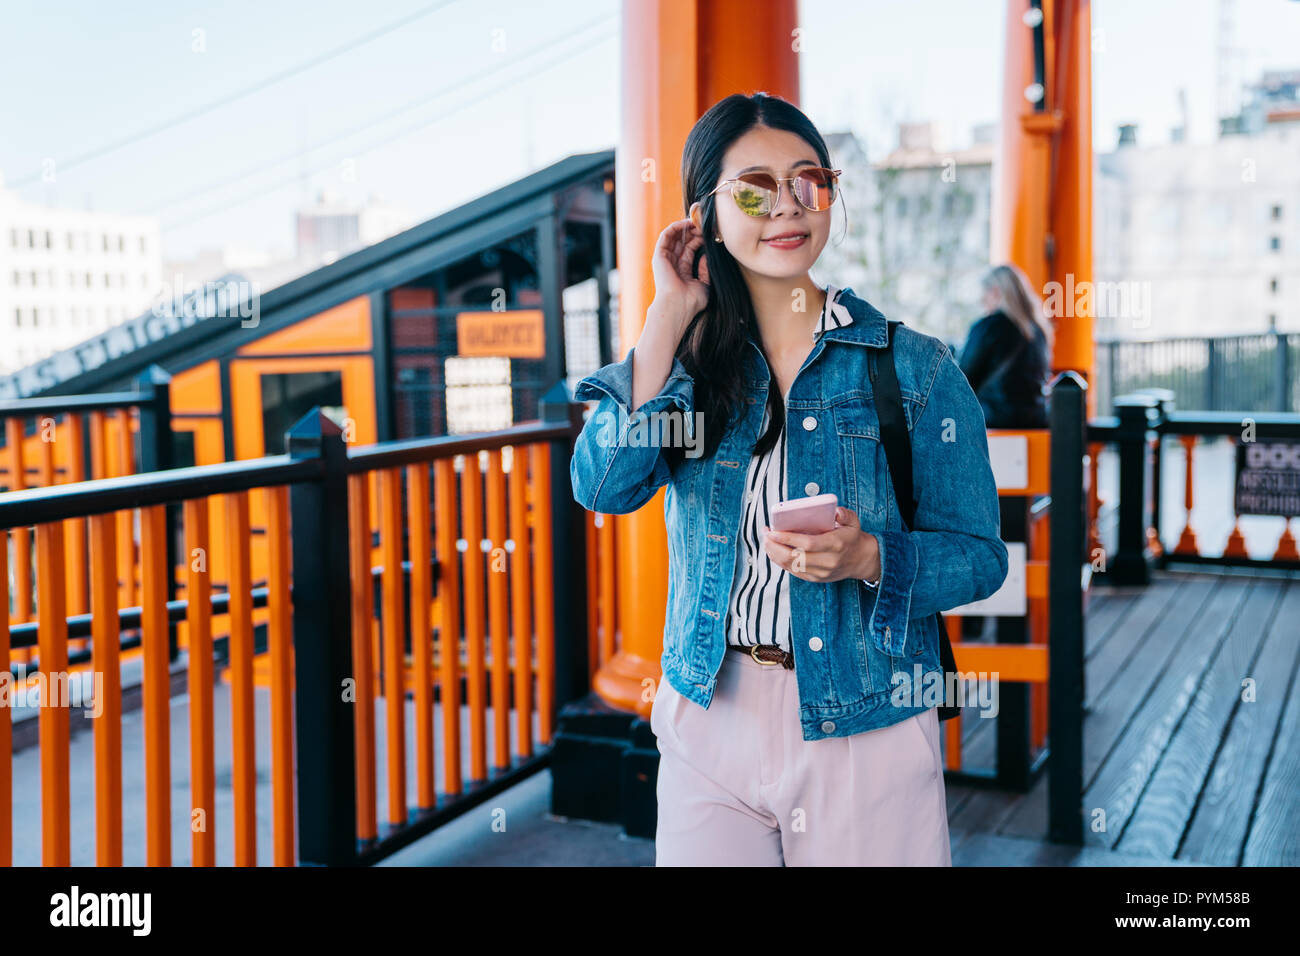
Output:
[762, 233, 809, 247]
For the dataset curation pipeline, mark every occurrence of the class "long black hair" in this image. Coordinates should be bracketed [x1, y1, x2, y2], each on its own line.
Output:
[665, 92, 836, 470]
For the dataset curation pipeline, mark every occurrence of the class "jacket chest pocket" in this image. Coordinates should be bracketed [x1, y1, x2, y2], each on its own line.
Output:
[832, 401, 888, 523]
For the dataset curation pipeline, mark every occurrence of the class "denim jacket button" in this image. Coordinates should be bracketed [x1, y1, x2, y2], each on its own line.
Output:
[821, 720, 836, 733]
[808, 636, 823, 651]
[804, 481, 819, 496]
[802, 416, 817, 431]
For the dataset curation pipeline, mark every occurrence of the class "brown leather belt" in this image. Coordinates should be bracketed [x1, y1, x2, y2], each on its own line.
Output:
[727, 642, 794, 669]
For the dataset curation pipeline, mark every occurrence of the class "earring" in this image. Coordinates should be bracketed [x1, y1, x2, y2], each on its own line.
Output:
[714, 236, 723, 243]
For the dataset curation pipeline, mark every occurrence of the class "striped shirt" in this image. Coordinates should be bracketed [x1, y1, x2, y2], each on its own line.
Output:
[723, 283, 856, 651]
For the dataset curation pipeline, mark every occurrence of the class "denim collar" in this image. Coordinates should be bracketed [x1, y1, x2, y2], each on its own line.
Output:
[818, 285, 890, 349]
[743, 283, 890, 352]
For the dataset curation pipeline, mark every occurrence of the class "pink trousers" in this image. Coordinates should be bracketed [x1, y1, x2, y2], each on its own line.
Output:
[651, 647, 951, 866]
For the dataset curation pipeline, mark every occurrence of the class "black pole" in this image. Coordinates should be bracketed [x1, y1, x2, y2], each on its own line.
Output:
[995, 496, 1031, 790]
[540, 382, 590, 711]
[1048, 372, 1086, 845]
[136, 364, 178, 660]
[1110, 393, 1157, 584]
[288, 408, 358, 866]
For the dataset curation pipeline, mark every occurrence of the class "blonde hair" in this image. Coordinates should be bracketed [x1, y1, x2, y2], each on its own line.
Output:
[981, 263, 1053, 346]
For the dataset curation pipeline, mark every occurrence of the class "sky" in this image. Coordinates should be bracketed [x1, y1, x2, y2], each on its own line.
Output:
[1, 0, 1298, 264]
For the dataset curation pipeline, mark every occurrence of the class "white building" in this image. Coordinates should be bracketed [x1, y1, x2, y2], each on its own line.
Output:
[0, 173, 162, 374]
[295, 189, 414, 267]
[1094, 71, 1300, 339]
[817, 122, 996, 346]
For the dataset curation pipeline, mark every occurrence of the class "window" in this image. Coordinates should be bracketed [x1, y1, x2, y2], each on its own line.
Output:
[85, 271, 92, 286]
[102, 234, 109, 252]
[1271, 204, 1283, 220]
[118, 234, 125, 253]
[260, 371, 346, 455]
[1270, 277, 1279, 294]
[9, 228, 17, 248]
[13, 308, 21, 327]
[67, 231, 75, 250]
[44, 230, 52, 249]
[11, 270, 19, 285]
[139, 235, 147, 253]
[28, 229, 36, 248]
[104, 272, 112, 287]
[1270, 236, 1282, 252]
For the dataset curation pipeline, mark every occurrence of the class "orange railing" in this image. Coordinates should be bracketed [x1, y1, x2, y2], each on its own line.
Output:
[1, 402, 589, 866]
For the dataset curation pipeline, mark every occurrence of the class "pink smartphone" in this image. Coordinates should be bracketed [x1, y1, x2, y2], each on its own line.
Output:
[770, 492, 839, 534]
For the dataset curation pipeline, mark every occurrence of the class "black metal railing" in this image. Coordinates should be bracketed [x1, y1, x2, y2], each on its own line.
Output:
[1095, 332, 1300, 414]
[1, 397, 589, 866]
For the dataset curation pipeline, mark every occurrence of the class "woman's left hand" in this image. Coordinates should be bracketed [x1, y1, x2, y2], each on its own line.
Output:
[762, 506, 881, 584]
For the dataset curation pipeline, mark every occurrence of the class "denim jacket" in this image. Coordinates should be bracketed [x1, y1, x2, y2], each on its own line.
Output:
[569, 286, 1008, 740]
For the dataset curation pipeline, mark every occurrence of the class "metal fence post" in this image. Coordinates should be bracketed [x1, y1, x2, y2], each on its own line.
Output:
[1275, 331, 1290, 413]
[1048, 371, 1086, 846]
[1110, 393, 1158, 585]
[288, 408, 357, 866]
[136, 364, 178, 659]
[540, 381, 590, 709]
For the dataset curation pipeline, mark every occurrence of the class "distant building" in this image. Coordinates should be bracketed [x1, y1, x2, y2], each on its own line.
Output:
[0, 172, 161, 373]
[295, 189, 414, 266]
[817, 122, 995, 345]
[1095, 67, 1300, 339]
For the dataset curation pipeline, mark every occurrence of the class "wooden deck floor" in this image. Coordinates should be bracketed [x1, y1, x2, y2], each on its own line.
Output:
[944, 568, 1300, 865]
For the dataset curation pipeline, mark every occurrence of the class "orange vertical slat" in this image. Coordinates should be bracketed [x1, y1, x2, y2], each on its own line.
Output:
[507, 446, 534, 758]
[36, 522, 70, 865]
[0, 528, 9, 867]
[267, 486, 295, 865]
[599, 513, 615, 668]
[433, 458, 462, 795]
[348, 473, 377, 840]
[460, 452, 487, 781]
[140, 504, 171, 865]
[407, 464, 435, 810]
[1174, 434, 1199, 556]
[485, 449, 510, 770]
[89, 513, 122, 866]
[377, 468, 408, 825]
[183, 499, 215, 867]
[224, 491, 256, 865]
[64, 414, 88, 621]
[531, 444, 556, 742]
[88, 411, 108, 479]
[114, 411, 136, 610]
[7, 419, 33, 654]
[585, 510, 598, 678]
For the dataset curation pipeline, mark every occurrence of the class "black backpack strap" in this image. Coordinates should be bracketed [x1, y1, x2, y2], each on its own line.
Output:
[873, 320, 960, 720]
[875, 320, 916, 529]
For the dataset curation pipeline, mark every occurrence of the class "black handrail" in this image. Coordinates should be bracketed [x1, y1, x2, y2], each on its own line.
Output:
[345, 421, 574, 473]
[0, 455, 322, 528]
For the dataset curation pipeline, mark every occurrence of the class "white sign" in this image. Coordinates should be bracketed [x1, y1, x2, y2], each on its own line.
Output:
[947, 542, 1026, 617]
[987, 435, 1028, 490]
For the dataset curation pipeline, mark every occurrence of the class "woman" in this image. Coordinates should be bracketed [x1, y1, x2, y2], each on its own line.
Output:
[570, 93, 1007, 866]
[959, 264, 1054, 429]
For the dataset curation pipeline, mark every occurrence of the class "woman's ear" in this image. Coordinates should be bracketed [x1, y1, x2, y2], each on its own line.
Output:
[689, 202, 703, 232]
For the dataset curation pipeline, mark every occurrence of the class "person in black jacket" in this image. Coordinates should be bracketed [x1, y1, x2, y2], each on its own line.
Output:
[959, 263, 1053, 429]
[957, 264, 1053, 639]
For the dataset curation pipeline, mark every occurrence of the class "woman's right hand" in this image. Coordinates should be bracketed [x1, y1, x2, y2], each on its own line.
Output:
[650, 218, 712, 332]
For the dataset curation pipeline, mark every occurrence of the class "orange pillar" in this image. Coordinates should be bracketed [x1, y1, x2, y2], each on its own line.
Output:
[993, 0, 1095, 413]
[595, 0, 800, 716]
